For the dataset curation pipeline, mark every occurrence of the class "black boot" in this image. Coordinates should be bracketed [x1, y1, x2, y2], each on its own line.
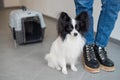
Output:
[83, 44, 100, 73]
[94, 45, 115, 71]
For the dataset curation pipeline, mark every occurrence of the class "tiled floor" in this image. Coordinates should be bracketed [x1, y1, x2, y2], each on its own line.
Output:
[0, 8, 120, 80]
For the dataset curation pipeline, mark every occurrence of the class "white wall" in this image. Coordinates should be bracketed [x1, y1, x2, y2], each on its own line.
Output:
[21, 0, 75, 18]
[4, 0, 21, 7]
[21, 0, 120, 41]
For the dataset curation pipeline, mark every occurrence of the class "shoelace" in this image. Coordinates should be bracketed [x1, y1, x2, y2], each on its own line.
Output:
[98, 47, 107, 60]
[86, 45, 97, 61]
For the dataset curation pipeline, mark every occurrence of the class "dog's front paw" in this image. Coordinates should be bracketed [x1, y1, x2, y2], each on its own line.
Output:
[71, 65, 78, 72]
[62, 68, 68, 74]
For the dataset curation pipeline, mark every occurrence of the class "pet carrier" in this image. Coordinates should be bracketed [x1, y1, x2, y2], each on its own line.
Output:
[9, 8, 46, 45]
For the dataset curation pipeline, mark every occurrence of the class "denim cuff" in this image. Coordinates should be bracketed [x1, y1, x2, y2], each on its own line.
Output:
[95, 42, 106, 48]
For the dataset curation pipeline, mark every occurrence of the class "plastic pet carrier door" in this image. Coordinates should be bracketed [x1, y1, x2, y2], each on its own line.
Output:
[9, 8, 46, 45]
[22, 16, 43, 43]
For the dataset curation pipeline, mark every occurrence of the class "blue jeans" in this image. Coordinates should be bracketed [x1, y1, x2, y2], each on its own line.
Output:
[74, 0, 120, 47]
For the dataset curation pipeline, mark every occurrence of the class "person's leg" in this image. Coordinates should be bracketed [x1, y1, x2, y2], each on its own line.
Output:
[74, 0, 100, 73]
[74, 0, 94, 45]
[94, 0, 120, 71]
[95, 0, 120, 47]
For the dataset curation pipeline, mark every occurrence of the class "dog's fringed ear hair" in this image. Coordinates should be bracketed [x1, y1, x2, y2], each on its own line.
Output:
[59, 12, 71, 23]
[75, 11, 89, 35]
[57, 12, 71, 40]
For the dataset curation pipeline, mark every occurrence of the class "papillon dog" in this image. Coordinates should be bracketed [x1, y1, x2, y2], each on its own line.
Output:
[45, 11, 89, 74]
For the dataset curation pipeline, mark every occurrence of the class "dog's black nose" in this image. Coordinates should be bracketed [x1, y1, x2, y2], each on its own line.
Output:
[74, 33, 78, 36]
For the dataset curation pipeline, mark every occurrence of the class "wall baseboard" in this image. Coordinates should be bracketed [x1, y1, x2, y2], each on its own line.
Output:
[4, 6, 22, 9]
[110, 38, 120, 46]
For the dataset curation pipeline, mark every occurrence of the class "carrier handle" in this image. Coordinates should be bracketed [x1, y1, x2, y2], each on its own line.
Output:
[21, 6, 27, 11]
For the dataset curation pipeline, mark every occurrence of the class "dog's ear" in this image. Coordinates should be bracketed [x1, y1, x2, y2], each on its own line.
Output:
[59, 12, 71, 23]
[57, 12, 71, 40]
[57, 12, 71, 30]
[75, 11, 89, 35]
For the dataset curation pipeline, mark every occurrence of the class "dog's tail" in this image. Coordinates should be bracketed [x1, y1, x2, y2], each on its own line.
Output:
[45, 53, 50, 61]
[45, 53, 57, 69]
[45, 53, 56, 63]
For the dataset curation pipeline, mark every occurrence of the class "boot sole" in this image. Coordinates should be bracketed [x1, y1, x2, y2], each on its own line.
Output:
[82, 55, 100, 73]
[84, 63, 100, 73]
[100, 64, 115, 72]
